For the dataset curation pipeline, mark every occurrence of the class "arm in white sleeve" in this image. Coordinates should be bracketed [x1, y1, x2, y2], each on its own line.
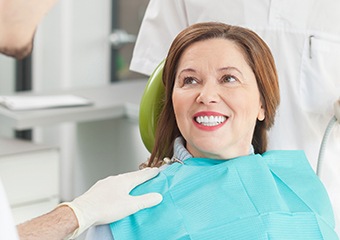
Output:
[130, 0, 189, 75]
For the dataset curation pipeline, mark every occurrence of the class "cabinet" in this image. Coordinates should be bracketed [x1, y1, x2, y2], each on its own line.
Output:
[0, 138, 60, 224]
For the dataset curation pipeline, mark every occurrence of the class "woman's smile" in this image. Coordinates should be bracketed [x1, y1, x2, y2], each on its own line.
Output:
[193, 111, 228, 130]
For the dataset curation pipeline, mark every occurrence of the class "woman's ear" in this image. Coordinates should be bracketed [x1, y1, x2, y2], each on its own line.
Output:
[257, 104, 265, 121]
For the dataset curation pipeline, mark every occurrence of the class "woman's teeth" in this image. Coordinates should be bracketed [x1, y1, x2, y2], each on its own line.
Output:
[195, 115, 227, 126]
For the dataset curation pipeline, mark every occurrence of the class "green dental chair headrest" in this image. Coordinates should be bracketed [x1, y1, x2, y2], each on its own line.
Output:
[139, 60, 165, 153]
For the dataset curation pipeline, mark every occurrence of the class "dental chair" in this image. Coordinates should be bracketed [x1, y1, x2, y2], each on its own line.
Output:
[138, 60, 165, 153]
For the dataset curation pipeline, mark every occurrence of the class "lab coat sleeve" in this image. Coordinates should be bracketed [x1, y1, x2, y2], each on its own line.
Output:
[86, 224, 114, 240]
[0, 179, 19, 240]
[129, 0, 188, 76]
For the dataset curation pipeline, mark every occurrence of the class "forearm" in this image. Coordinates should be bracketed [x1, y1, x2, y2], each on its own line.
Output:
[17, 205, 79, 240]
[16, 169, 162, 240]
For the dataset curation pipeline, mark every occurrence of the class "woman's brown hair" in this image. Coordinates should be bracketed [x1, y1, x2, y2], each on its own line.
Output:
[143, 22, 280, 168]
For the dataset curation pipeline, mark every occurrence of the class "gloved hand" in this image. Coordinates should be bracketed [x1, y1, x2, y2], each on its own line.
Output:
[61, 168, 163, 239]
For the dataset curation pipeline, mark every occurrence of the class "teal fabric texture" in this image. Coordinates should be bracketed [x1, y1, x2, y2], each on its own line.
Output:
[110, 150, 338, 239]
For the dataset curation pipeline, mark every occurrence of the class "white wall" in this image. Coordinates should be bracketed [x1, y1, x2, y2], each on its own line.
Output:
[0, 55, 15, 94]
[0, 55, 15, 138]
[33, 0, 111, 91]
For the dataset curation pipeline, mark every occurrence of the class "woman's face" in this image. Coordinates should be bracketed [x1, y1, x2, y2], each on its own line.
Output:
[172, 38, 265, 159]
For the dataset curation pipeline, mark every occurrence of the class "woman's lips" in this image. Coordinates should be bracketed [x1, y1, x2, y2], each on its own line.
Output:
[193, 111, 228, 130]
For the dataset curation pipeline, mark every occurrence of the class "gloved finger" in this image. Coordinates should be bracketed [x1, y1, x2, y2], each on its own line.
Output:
[130, 193, 163, 212]
[123, 168, 160, 190]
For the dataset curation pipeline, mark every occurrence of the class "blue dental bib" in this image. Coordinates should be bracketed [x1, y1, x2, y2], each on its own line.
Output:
[110, 150, 338, 239]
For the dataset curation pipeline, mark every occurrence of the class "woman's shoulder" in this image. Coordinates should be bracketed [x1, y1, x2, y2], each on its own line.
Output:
[261, 150, 335, 226]
[262, 149, 307, 163]
[261, 150, 315, 174]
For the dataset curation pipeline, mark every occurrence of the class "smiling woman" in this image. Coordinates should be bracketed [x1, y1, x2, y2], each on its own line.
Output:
[147, 22, 280, 166]
[87, 22, 338, 239]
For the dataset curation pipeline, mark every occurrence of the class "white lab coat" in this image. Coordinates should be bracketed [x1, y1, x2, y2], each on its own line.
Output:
[130, 0, 340, 234]
[0, 178, 19, 240]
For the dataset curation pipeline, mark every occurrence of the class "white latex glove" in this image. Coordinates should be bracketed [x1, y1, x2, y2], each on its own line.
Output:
[61, 168, 163, 239]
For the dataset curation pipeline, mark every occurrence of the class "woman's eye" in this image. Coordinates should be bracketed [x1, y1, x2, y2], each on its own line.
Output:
[222, 75, 237, 83]
[183, 77, 198, 85]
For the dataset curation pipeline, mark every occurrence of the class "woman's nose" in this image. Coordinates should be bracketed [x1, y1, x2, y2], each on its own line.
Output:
[196, 82, 220, 104]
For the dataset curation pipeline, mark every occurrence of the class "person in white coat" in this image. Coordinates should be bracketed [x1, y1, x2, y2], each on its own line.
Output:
[130, 0, 340, 234]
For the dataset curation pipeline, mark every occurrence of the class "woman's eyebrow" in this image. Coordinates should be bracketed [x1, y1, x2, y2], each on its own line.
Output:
[177, 66, 244, 77]
[177, 68, 196, 75]
[219, 67, 245, 79]
[218, 66, 243, 75]
[176, 68, 197, 79]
